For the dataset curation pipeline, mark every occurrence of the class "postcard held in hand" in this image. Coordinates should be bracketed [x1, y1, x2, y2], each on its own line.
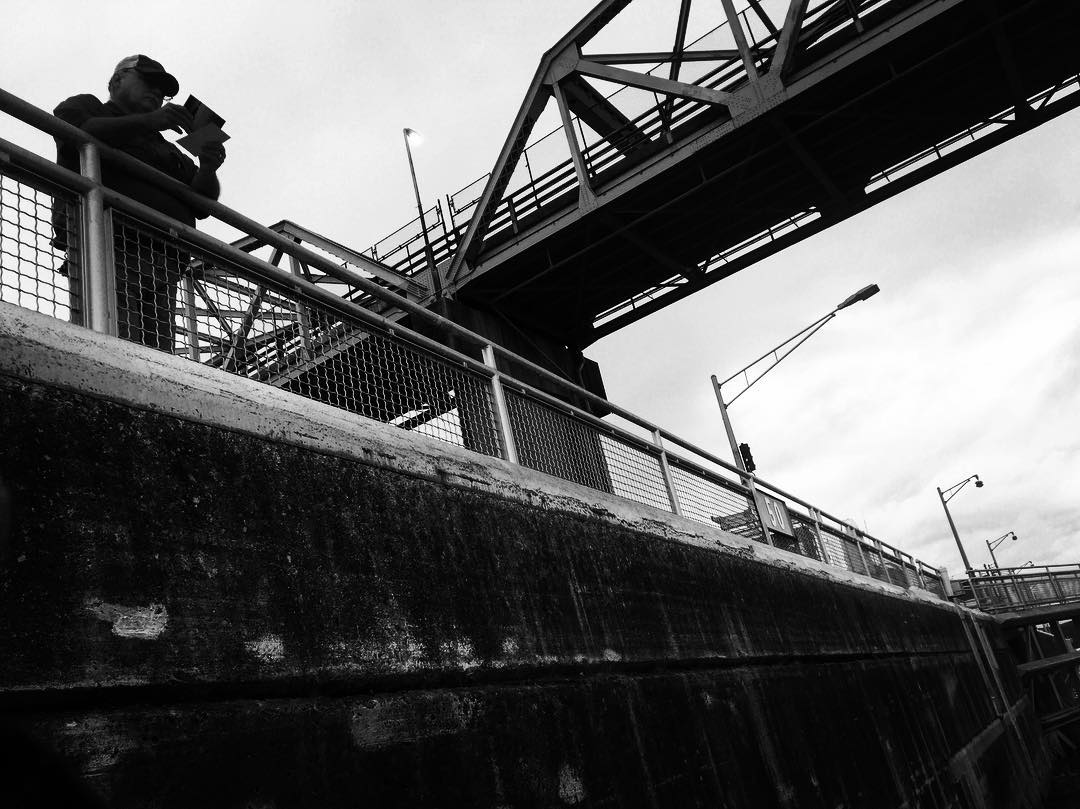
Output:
[178, 95, 230, 158]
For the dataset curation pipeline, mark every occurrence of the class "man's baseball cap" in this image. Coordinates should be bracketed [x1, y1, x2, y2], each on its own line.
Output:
[112, 55, 179, 97]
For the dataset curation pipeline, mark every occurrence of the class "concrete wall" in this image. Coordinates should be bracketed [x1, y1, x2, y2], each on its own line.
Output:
[0, 304, 1049, 808]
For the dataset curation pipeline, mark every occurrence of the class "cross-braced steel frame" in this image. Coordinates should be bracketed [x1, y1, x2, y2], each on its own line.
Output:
[405, 0, 1080, 349]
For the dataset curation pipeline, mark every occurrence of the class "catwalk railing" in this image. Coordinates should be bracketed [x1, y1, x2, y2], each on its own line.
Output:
[0, 87, 946, 598]
[964, 565, 1080, 615]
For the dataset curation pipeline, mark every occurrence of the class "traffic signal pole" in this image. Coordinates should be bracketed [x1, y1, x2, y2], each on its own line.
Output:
[712, 374, 747, 476]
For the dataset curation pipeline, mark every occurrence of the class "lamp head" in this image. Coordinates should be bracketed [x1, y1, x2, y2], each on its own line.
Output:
[835, 283, 880, 311]
[403, 127, 424, 145]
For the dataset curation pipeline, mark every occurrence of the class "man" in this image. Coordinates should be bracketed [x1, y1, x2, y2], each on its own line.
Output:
[53, 55, 226, 350]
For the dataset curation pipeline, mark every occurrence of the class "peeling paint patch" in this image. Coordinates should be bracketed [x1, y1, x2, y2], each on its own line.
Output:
[245, 634, 285, 663]
[85, 598, 167, 639]
[558, 763, 586, 804]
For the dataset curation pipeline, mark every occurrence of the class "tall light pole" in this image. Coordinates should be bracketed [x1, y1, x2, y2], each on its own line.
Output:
[403, 128, 442, 298]
[711, 283, 880, 473]
[936, 474, 983, 572]
[985, 530, 1018, 569]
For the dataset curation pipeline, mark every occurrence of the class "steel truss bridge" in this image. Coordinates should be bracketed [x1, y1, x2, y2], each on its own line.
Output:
[338, 0, 1080, 357]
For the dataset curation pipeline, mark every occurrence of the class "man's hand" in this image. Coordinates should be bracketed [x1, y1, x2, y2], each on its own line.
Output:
[199, 142, 227, 172]
[140, 103, 194, 134]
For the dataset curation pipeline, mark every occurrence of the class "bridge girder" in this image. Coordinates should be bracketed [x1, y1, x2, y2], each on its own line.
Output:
[433, 0, 1080, 351]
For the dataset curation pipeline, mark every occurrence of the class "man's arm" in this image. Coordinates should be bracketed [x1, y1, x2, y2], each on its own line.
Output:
[190, 142, 225, 201]
[79, 104, 194, 144]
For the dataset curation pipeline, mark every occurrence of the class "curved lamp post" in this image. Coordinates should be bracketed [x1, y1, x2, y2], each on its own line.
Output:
[986, 531, 1018, 569]
[936, 474, 983, 571]
[403, 128, 441, 298]
[711, 284, 880, 474]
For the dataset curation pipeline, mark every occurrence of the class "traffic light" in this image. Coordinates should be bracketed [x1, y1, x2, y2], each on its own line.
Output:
[739, 442, 756, 473]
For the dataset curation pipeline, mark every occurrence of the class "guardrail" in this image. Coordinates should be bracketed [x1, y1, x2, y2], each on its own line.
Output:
[963, 565, 1080, 615]
[0, 86, 946, 599]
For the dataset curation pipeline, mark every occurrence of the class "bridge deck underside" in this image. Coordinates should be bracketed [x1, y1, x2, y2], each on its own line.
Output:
[458, 0, 1080, 349]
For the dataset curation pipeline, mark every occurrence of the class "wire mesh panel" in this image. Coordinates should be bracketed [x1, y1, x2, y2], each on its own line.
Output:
[597, 433, 672, 512]
[505, 389, 615, 494]
[668, 461, 765, 543]
[0, 167, 80, 322]
[111, 211, 502, 457]
[819, 526, 871, 577]
[788, 513, 825, 562]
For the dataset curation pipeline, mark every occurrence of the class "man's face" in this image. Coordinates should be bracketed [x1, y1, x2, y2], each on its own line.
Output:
[111, 70, 166, 113]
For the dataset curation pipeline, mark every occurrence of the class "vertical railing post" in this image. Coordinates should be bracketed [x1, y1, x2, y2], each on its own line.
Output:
[652, 430, 682, 517]
[873, 538, 890, 584]
[182, 272, 199, 360]
[853, 533, 872, 577]
[78, 143, 115, 335]
[482, 344, 519, 464]
[1049, 566, 1066, 602]
[287, 253, 314, 360]
[810, 507, 831, 565]
[911, 555, 926, 590]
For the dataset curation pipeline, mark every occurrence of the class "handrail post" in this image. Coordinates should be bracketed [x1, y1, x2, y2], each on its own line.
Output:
[1049, 566, 1066, 602]
[910, 555, 925, 590]
[652, 430, 682, 516]
[810, 507, 831, 565]
[182, 272, 199, 360]
[78, 143, 115, 335]
[874, 538, 890, 584]
[482, 344, 519, 464]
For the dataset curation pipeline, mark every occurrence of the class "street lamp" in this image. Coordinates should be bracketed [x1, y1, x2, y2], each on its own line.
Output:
[711, 283, 880, 474]
[985, 531, 1018, 569]
[936, 474, 984, 572]
[402, 128, 442, 298]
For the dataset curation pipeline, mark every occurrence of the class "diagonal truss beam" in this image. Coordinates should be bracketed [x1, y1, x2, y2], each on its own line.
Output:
[721, 0, 760, 81]
[772, 0, 811, 78]
[448, 0, 812, 284]
[448, 0, 639, 282]
[559, 73, 644, 156]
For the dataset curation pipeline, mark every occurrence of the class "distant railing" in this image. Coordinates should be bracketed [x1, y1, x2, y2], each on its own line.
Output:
[0, 86, 946, 599]
[963, 565, 1080, 614]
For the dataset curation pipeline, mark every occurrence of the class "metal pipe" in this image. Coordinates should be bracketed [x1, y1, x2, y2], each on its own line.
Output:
[482, 345, 519, 465]
[77, 143, 113, 336]
[653, 430, 682, 517]
[937, 485, 973, 572]
[403, 129, 442, 298]
[182, 272, 200, 361]
[711, 374, 746, 473]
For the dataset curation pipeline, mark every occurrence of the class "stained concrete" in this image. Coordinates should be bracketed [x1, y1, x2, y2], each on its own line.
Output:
[0, 304, 1050, 807]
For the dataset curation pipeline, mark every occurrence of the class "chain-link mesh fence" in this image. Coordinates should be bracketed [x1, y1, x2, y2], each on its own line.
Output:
[112, 211, 502, 457]
[668, 460, 765, 543]
[0, 169, 80, 323]
[0, 153, 946, 598]
[505, 388, 615, 493]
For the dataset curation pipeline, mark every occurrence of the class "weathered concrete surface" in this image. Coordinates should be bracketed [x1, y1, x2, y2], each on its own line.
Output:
[0, 304, 1051, 807]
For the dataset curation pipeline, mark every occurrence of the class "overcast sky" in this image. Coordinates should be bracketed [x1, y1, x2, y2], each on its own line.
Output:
[3, 0, 1078, 575]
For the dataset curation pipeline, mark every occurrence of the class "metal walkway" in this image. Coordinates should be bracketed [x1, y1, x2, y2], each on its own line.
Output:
[375, 0, 1080, 351]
